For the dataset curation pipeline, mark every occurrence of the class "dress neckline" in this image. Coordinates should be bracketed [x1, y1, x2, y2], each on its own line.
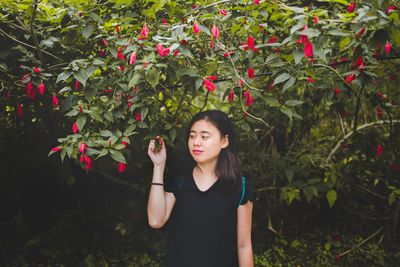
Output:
[191, 173, 219, 193]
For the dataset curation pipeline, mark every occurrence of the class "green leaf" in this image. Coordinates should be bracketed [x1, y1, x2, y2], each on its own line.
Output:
[327, 30, 350, 37]
[110, 149, 126, 164]
[56, 71, 72, 84]
[285, 100, 304, 106]
[141, 106, 149, 120]
[76, 115, 87, 131]
[282, 76, 296, 92]
[145, 67, 160, 88]
[273, 73, 291, 85]
[327, 189, 337, 207]
[82, 24, 94, 39]
[299, 28, 321, 38]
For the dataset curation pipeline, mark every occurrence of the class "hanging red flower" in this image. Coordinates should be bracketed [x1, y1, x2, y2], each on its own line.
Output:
[38, 82, 45, 95]
[139, 24, 149, 39]
[118, 162, 127, 173]
[52, 95, 59, 107]
[203, 78, 215, 92]
[348, 2, 355, 13]
[248, 68, 255, 79]
[193, 22, 200, 33]
[376, 144, 383, 156]
[304, 40, 313, 58]
[211, 24, 219, 38]
[345, 74, 355, 83]
[72, 122, 79, 133]
[16, 103, 24, 117]
[228, 90, 235, 102]
[129, 51, 137, 65]
[385, 42, 392, 54]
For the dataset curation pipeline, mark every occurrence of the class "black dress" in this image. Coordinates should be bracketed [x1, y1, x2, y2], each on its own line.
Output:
[164, 170, 253, 267]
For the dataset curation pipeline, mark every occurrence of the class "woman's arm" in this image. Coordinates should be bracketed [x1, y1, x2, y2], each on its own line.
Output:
[147, 138, 176, 228]
[237, 201, 254, 267]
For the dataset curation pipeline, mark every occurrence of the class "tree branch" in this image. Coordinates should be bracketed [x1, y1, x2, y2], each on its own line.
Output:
[29, 0, 44, 63]
[0, 28, 64, 62]
[326, 120, 400, 163]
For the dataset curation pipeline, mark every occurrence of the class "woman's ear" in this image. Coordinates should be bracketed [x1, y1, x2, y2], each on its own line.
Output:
[221, 134, 229, 149]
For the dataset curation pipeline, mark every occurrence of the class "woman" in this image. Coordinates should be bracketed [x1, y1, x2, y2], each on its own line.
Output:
[147, 110, 254, 267]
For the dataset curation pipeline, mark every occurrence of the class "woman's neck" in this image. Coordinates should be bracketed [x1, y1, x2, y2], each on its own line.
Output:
[195, 161, 218, 179]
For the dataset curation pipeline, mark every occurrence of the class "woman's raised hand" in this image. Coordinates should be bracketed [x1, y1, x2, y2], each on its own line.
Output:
[147, 136, 167, 166]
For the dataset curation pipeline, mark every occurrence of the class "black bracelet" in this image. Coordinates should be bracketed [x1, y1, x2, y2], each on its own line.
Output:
[151, 182, 164, 186]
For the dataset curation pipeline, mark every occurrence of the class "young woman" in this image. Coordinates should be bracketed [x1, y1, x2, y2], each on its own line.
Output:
[147, 110, 254, 267]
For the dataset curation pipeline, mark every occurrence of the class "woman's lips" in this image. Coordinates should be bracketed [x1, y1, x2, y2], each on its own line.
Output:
[192, 149, 203, 155]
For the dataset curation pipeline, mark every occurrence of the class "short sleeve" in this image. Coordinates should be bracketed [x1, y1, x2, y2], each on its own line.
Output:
[164, 174, 177, 195]
[238, 177, 254, 206]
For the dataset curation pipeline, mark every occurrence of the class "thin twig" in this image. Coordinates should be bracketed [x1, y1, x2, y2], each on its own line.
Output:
[29, 0, 44, 63]
[326, 120, 400, 163]
[0, 28, 64, 62]
[337, 227, 384, 257]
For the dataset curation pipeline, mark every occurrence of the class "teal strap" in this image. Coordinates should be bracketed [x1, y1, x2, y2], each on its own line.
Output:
[238, 176, 246, 207]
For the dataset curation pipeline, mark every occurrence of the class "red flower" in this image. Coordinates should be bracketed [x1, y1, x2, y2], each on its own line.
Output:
[352, 57, 364, 70]
[313, 16, 319, 24]
[117, 52, 126, 61]
[193, 22, 200, 34]
[238, 79, 244, 87]
[345, 74, 355, 83]
[211, 24, 219, 38]
[247, 35, 257, 51]
[72, 122, 79, 133]
[207, 75, 217, 81]
[304, 40, 313, 58]
[173, 49, 180, 56]
[376, 144, 383, 156]
[75, 80, 81, 90]
[203, 78, 215, 92]
[122, 141, 129, 148]
[119, 65, 125, 71]
[334, 88, 341, 94]
[254, 0, 260, 4]
[162, 18, 168, 25]
[16, 103, 24, 117]
[156, 43, 170, 57]
[26, 82, 36, 99]
[248, 68, 255, 79]
[223, 51, 233, 57]
[375, 106, 384, 119]
[267, 36, 277, 44]
[79, 142, 87, 154]
[85, 156, 93, 170]
[348, 2, 355, 13]
[118, 162, 127, 173]
[139, 24, 149, 39]
[33, 67, 40, 73]
[115, 25, 120, 34]
[307, 77, 315, 83]
[245, 91, 254, 107]
[135, 112, 141, 122]
[228, 90, 235, 102]
[51, 146, 62, 152]
[210, 41, 215, 49]
[219, 9, 227, 16]
[385, 42, 391, 54]
[387, 5, 396, 14]
[102, 38, 108, 46]
[38, 82, 45, 95]
[52, 95, 59, 106]
[129, 51, 137, 65]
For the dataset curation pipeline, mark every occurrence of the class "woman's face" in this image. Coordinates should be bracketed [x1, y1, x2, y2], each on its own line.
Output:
[188, 119, 229, 165]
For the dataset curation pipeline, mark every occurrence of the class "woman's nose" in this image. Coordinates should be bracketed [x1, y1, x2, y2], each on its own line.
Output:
[193, 137, 201, 146]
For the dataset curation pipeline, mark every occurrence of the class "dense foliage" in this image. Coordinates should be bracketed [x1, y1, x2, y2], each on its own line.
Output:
[1, 0, 399, 265]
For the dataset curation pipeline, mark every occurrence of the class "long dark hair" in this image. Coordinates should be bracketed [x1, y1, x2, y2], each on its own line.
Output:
[184, 110, 241, 191]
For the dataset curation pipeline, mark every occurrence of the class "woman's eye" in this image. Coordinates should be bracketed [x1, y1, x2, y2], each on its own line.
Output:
[202, 136, 209, 139]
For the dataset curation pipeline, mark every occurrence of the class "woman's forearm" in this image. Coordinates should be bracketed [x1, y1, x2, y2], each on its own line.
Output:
[238, 245, 254, 267]
[147, 164, 168, 228]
